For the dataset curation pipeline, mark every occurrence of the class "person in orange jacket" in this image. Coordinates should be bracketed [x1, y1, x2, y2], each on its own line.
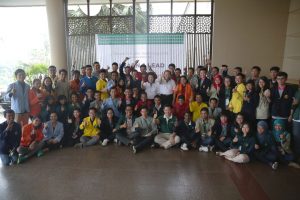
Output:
[17, 116, 44, 163]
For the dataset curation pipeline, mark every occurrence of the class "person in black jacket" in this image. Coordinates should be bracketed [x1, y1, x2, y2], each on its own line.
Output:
[212, 111, 232, 151]
[242, 80, 259, 124]
[270, 72, 294, 126]
[63, 108, 83, 147]
[176, 112, 196, 151]
[100, 108, 119, 146]
[196, 68, 211, 103]
[0, 109, 21, 166]
[216, 122, 255, 164]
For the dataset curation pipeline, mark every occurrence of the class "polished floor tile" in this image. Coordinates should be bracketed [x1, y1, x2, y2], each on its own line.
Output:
[0, 145, 300, 200]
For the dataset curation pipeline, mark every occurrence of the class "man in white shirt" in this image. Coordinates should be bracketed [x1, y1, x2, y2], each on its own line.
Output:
[156, 70, 176, 106]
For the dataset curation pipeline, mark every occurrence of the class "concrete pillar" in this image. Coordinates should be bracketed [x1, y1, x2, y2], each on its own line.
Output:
[46, 0, 68, 71]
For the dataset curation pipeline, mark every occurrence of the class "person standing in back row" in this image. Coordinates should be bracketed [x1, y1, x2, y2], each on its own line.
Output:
[5, 69, 30, 126]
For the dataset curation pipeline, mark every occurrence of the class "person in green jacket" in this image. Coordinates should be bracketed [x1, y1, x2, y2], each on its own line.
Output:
[154, 105, 180, 149]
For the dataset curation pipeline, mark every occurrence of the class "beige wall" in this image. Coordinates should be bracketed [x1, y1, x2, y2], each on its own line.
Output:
[282, 0, 300, 82]
[212, 0, 290, 77]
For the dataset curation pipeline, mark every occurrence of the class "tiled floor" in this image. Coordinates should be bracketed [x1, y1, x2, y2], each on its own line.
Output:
[0, 145, 300, 200]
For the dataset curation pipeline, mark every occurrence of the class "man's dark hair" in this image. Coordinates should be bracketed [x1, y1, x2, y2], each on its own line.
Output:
[270, 66, 280, 72]
[277, 71, 288, 79]
[72, 70, 80, 76]
[85, 65, 92, 69]
[234, 67, 242, 73]
[112, 62, 118, 66]
[48, 65, 56, 70]
[212, 66, 219, 72]
[14, 69, 25, 77]
[4, 109, 15, 117]
[168, 63, 175, 68]
[201, 107, 209, 113]
[252, 66, 261, 72]
[59, 69, 67, 74]
[93, 61, 100, 65]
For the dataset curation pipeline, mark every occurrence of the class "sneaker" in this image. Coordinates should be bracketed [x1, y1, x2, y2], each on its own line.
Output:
[271, 162, 278, 170]
[202, 147, 209, 152]
[132, 146, 137, 154]
[215, 151, 221, 156]
[199, 145, 208, 152]
[199, 146, 204, 152]
[102, 139, 109, 146]
[37, 150, 44, 158]
[113, 138, 118, 143]
[288, 162, 300, 169]
[180, 143, 189, 151]
[17, 156, 26, 164]
[208, 145, 214, 152]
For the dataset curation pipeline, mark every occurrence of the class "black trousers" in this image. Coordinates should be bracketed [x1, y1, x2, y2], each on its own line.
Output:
[133, 135, 154, 152]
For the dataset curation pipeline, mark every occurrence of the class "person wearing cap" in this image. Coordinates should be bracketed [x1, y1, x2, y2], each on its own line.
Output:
[17, 116, 44, 163]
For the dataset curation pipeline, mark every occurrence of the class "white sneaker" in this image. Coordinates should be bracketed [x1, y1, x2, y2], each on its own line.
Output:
[288, 162, 300, 169]
[199, 146, 209, 152]
[113, 138, 118, 143]
[102, 139, 109, 146]
[271, 162, 278, 170]
[208, 145, 214, 152]
[199, 145, 204, 152]
[180, 143, 189, 151]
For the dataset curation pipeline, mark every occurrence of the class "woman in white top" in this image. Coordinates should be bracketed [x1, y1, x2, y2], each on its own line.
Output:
[256, 76, 271, 122]
[141, 73, 159, 101]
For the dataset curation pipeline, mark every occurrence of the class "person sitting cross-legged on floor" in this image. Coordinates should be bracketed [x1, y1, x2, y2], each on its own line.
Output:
[176, 112, 196, 151]
[254, 121, 279, 170]
[42, 112, 64, 151]
[100, 108, 119, 146]
[115, 105, 136, 146]
[17, 116, 44, 164]
[76, 107, 101, 148]
[216, 122, 255, 164]
[131, 107, 157, 154]
[154, 105, 180, 149]
[195, 107, 215, 152]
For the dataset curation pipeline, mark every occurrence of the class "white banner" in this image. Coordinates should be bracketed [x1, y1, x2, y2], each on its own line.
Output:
[95, 34, 186, 74]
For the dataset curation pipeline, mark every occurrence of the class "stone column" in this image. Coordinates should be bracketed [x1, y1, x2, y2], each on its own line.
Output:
[46, 0, 68, 71]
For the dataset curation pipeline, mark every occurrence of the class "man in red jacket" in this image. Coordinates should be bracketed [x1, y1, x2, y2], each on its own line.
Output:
[17, 116, 44, 163]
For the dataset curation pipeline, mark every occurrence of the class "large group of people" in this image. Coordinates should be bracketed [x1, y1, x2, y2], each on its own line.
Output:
[1, 57, 300, 170]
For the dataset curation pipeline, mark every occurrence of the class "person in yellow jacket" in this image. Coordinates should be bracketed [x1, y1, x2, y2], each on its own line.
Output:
[75, 108, 101, 148]
[96, 69, 109, 100]
[228, 73, 246, 113]
[189, 94, 208, 122]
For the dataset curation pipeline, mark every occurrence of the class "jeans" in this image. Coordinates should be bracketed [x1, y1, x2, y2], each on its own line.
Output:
[116, 131, 138, 146]
[80, 136, 99, 146]
[0, 153, 18, 166]
[199, 136, 214, 147]
[133, 135, 154, 152]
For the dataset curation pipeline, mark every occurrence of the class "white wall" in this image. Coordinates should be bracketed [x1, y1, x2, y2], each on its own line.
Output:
[282, 0, 300, 82]
[212, 0, 290, 76]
